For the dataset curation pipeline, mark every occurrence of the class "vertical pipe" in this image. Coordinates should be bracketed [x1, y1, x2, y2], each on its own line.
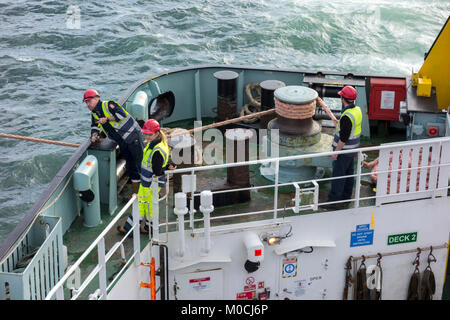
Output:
[159, 245, 166, 300]
[355, 152, 362, 208]
[189, 170, 195, 229]
[293, 183, 300, 214]
[312, 180, 319, 211]
[56, 286, 64, 300]
[195, 71, 202, 121]
[97, 237, 107, 300]
[214, 70, 239, 122]
[200, 190, 213, 255]
[177, 212, 185, 257]
[174, 182, 191, 259]
[132, 195, 140, 267]
[273, 160, 279, 220]
[260, 80, 286, 129]
[152, 176, 159, 242]
[203, 211, 211, 254]
[225, 128, 253, 187]
[150, 257, 156, 300]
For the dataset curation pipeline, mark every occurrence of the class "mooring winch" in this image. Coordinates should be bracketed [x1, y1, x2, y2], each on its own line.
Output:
[260, 85, 334, 183]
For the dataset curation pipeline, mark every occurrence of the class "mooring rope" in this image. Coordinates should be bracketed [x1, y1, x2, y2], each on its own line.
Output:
[274, 98, 316, 119]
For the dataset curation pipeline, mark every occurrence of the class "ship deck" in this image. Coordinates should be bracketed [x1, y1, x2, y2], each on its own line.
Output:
[60, 119, 399, 299]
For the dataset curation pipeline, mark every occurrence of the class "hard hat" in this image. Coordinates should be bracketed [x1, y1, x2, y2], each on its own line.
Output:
[141, 119, 160, 134]
[83, 89, 100, 102]
[337, 86, 357, 100]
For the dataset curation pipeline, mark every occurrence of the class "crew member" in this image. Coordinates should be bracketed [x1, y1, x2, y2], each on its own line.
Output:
[117, 119, 171, 235]
[83, 89, 144, 194]
[319, 86, 362, 209]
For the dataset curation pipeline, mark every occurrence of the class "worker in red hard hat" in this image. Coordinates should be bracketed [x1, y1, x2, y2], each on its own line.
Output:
[83, 88, 144, 194]
[118, 119, 175, 235]
[316, 85, 362, 210]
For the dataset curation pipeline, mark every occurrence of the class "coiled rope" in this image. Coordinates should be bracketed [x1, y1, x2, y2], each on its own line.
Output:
[274, 98, 316, 119]
[240, 82, 319, 123]
[240, 82, 261, 123]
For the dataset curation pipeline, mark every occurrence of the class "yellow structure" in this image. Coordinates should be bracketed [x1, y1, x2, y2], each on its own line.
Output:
[412, 16, 450, 109]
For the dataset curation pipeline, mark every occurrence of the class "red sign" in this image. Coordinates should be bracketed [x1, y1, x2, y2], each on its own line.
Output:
[244, 284, 256, 292]
[189, 277, 210, 283]
[237, 291, 256, 300]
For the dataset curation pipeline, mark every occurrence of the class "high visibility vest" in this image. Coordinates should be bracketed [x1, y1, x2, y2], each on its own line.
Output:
[92, 100, 140, 141]
[332, 105, 362, 150]
[138, 140, 169, 218]
[140, 140, 170, 188]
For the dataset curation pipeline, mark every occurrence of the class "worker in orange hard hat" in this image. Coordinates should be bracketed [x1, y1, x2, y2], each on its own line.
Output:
[317, 86, 362, 210]
[118, 119, 176, 235]
[83, 88, 144, 194]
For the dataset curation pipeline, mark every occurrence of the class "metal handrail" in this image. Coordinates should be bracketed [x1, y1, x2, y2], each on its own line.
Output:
[45, 194, 140, 300]
[161, 137, 450, 232]
[166, 136, 450, 175]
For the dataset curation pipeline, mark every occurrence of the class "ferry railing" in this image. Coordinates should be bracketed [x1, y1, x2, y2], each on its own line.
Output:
[44, 195, 140, 300]
[163, 137, 450, 234]
[0, 215, 63, 300]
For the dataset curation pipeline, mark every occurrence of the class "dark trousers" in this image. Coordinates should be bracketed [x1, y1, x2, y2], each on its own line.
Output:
[120, 133, 144, 182]
[328, 154, 355, 202]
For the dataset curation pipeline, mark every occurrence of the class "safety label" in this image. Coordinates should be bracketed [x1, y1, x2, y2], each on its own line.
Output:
[237, 291, 256, 300]
[282, 258, 298, 278]
[350, 224, 374, 247]
[189, 277, 210, 291]
[380, 90, 395, 110]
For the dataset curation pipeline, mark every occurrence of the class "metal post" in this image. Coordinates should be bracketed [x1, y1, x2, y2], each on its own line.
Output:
[97, 237, 107, 300]
[178, 212, 186, 257]
[293, 183, 300, 214]
[189, 170, 195, 229]
[355, 151, 362, 208]
[152, 176, 160, 242]
[203, 211, 211, 254]
[132, 195, 140, 267]
[55, 286, 64, 300]
[312, 180, 319, 211]
[273, 160, 279, 220]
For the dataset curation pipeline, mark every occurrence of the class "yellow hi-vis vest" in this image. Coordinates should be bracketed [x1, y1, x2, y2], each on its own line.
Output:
[92, 100, 139, 141]
[332, 105, 362, 149]
[138, 140, 170, 218]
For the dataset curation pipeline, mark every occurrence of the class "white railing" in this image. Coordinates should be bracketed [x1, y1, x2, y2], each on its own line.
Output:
[45, 195, 140, 300]
[162, 137, 450, 233]
[45, 137, 450, 300]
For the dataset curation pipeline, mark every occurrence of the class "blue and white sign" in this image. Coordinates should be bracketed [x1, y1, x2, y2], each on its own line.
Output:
[350, 224, 374, 247]
[282, 258, 298, 278]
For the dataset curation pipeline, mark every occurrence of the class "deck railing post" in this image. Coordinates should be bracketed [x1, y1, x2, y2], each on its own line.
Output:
[132, 195, 140, 267]
[55, 286, 64, 300]
[152, 176, 160, 242]
[273, 160, 279, 220]
[312, 180, 319, 211]
[355, 151, 362, 208]
[189, 170, 196, 229]
[97, 237, 107, 300]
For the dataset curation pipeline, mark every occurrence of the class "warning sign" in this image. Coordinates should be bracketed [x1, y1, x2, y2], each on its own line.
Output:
[282, 258, 298, 278]
[189, 277, 210, 291]
[237, 291, 256, 300]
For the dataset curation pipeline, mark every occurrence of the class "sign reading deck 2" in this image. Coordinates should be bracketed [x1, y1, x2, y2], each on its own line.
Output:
[350, 224, 374, 247]
[387, 232, 417, 245]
